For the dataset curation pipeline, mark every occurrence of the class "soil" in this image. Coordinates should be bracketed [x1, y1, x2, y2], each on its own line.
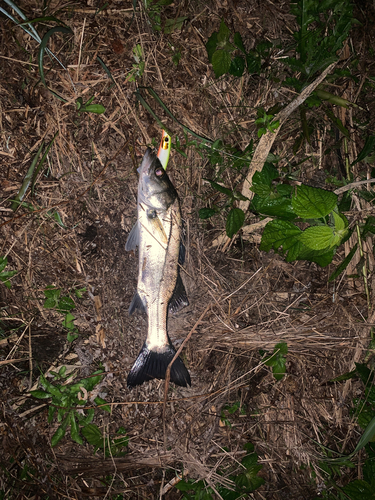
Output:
[1, 0, 375, 499]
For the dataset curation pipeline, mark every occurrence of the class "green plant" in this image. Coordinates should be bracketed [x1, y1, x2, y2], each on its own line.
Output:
[313, 360, 375, 499]
[255, 108, 280, 138]
[30, 366, 126, 451]
[0, 257, 17, 289]
[252, 163, 349, 267]
[175, 442, 264, 499]
[220, 401, 247, 428]
[43, 286, 86, 342]
[260, 342, 288, 381]
[205, 20, 273, 78]
[126, 44, 145, 82]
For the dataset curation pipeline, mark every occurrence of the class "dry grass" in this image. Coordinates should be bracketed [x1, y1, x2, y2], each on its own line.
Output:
[1, 0, 375, 499]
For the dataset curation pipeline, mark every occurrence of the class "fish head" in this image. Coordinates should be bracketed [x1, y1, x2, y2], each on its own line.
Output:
[137, 148, 177, 210]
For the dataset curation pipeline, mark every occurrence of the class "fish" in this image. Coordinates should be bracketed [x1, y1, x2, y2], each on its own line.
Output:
[125, 147, 191, 388]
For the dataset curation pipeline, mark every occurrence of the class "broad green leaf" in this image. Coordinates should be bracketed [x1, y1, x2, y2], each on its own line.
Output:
[276, 184, 293, 196]
[292, 185, 337, 218]
[206, 32, 218, 63]
[62, 312, 75, 330]
[217, 20, 230, 42]
[332, 210, 348, 232]
[67, 331, 78, 342]
[272, 358, 286, 380]
[95, 396, 111, 413]
[251, 163, 279, 196]
[295, 245, 335, 267]
[199, 208, 216, 219]
[229, 56, 245, 77]
[251, 195, 296, 220]
[44, 286, 60, 299]
[70, 413, 83, 445]
[299, 226, 337, 250]
[342, 480, 375, 500]
[82, 423, 104, 448]
[275, 342, 288, 355]
[260, 220, 302, 261]
[226, 208, 245, 237]
[57, 296, 75, 313]
[79, 408, 95, 426]
[212, 50, 232, 77]
[43, 296, 57, 308]
[30, 389, 52, 399]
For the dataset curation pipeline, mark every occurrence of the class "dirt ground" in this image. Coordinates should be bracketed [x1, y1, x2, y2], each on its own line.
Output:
[1, 0, 375, 499]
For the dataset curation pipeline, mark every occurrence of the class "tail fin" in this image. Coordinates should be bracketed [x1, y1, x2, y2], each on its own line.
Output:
[127, 342, 191, 388]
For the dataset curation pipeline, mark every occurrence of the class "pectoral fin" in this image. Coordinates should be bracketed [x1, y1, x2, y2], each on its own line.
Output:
[129, 291, 147, 315]
[125, 222, 139, 251]
[169, 270, 189, 314]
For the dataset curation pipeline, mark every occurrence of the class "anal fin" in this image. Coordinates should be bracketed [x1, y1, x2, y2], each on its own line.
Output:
[129, 291, 147, 315]
[168, 270, 189, 314]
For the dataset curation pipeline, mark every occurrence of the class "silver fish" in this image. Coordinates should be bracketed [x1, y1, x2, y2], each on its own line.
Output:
[125, 148, 191, 388]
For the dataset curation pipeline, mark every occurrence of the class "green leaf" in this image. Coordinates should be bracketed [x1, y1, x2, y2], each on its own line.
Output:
[251, 195, 296, 220]
[292, 185, 337, 219]
[48, 405, 56, 423]
[80, 104, 106, 114]
[226, 208, 245, 237]
[212, 50, 232, 77]
[260, 220, 302, 261]
[62, 312, 75, 330]
[43, 294, 58, 307]
[164, 16, 188, 34]
[229, 56, 245, 77]
[38, 26, 72, 88]
[246, 52, 261, 74]
[82, 423, 104, 448]
[234, 31, 246, 52]
[205, 179, 233, 197]
[342, 480, 375, 500]
[70, 413, 83, 445]
[75, 287, 86, 298]
[352, 135, 375, 166]
[44, 286, 60, 299]
[206, 32, 218, 63]
[272, 358, 286, 380]
[67, 331, 79, 342]
[352, 416, 375, 455]
[199, 208, 216, 219]
[217, 20, 230, 42]
[57, 296, 75, 313]
[51, 413, 70, 447]
[299, 226, 337, 250]
[328, 243, 358, 282]
[30, 389, 52, 399]
[94, 396, 111, 413]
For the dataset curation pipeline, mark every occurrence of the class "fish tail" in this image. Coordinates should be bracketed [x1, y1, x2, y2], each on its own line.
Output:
[127, 342, 191, 388]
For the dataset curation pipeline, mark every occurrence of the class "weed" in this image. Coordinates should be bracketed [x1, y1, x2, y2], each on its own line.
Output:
[175, 442, 264, 499]
[220, 401, 247, 428]
[43, 286, 86, 342]
[30, 365, 126, 451]
[260, 342, 288, 381]
[126, 44, 145, 82]
[0, 257, 17, 289]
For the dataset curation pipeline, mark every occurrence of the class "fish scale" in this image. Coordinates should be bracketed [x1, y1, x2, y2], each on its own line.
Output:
[125, 148, 191, 388]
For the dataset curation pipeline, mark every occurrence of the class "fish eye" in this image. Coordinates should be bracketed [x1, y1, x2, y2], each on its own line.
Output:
[155, 167, 164, 177]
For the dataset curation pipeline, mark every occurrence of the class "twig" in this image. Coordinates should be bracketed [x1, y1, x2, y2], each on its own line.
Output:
[239, 61, 338, 212]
